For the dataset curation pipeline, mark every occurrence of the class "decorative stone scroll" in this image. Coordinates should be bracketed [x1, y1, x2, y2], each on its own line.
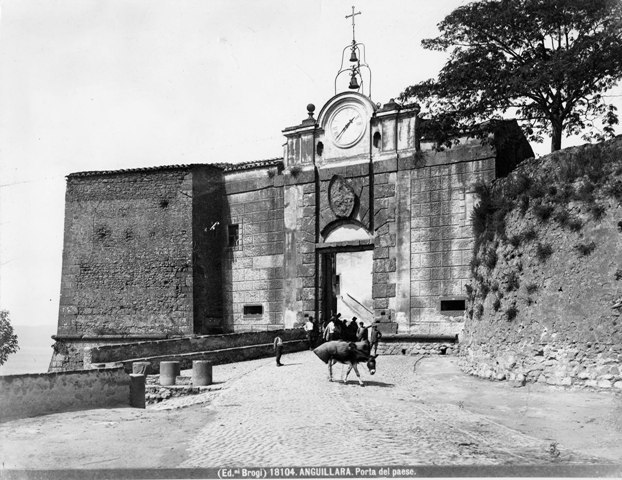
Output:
[328, 175, 356, 218]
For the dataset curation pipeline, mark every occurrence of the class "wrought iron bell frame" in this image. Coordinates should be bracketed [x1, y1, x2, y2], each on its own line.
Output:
[334, 42, 372, 98]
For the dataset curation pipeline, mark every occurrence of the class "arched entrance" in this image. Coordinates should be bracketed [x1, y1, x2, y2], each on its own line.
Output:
[318, 224, 374, 326]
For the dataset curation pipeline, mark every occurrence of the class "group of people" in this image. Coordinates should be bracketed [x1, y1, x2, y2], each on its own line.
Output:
[274, 313, 382, 367]
[303, 313, 382, 355]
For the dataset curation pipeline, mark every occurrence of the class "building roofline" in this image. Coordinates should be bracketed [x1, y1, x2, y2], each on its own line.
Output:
[67, 158, 284, 178]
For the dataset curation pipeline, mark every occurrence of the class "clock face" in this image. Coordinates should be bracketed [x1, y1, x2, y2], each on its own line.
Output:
[329, 105, 366, 148]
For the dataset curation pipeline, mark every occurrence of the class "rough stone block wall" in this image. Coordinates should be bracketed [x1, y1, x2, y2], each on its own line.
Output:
[223, 171, 285, 331]
[57, 169, 195, 337]
[377, 340, 458, 356]
[461, 137, 622, 390]
[0, 367, 129, 421]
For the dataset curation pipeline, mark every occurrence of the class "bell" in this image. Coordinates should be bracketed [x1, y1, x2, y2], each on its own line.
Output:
[349, 48, 358, 62]
[348, 73, 360, 90]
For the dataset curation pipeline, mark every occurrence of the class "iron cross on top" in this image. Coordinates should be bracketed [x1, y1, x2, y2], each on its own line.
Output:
[346, 6, 361, 43]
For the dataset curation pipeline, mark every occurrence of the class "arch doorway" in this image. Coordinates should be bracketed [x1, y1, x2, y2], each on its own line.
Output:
[319, 224, 374, 327]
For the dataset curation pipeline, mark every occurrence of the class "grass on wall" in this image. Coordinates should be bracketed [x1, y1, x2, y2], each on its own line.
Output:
[467, 138, 622, 324]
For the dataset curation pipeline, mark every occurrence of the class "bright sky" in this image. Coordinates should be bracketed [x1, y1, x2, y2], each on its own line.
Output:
[0, 0, 620, 329]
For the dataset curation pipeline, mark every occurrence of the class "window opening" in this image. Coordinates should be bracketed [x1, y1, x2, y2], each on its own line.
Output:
[440, 299, 466, 312]
[228, 224, 240, 247]
[317, 142, 324, 156]
[243, 305, 263, 316]
[373, 131, 381, 149]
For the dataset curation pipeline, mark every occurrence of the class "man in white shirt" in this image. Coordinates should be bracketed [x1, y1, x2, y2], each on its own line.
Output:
[324, 317, 336, 341]
[304, 316, 315, 349]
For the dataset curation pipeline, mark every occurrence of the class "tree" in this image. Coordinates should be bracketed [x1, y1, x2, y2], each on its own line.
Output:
[0, 310, 19, 366]
[400, 0, 622, 152]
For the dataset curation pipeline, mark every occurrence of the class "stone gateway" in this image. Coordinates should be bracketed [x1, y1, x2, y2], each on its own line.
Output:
[48, 25, 533, 370]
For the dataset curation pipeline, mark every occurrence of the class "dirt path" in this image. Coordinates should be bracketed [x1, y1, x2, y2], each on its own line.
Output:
[412, 356, 622, 462]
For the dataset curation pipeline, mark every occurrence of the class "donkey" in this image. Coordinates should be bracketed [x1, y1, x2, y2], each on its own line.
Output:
[313, 340, 377, 386]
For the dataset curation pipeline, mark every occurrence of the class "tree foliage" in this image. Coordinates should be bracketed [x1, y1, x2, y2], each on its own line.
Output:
[400, 0, 622, 152]
[0, 310, 19, 366]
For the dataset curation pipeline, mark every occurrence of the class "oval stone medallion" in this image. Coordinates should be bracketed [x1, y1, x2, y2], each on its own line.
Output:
[329, 175, 356, 218]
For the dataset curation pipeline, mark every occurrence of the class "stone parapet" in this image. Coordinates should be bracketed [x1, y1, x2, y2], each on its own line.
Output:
[0, 366, 129, 421]
[120, 339, 307, 374]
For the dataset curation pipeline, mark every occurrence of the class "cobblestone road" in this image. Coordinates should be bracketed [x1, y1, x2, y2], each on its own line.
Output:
[180, 351, 605, 467]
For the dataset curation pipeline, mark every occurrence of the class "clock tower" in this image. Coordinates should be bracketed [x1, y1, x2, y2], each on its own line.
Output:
[280, 7, 420, 332]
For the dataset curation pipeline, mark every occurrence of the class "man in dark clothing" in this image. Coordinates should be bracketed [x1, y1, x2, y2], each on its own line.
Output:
[368, 322, 382, 356]
[356, 321, 368, 342]
[333, 313, 343, 340]
[274, 336, 284, 366]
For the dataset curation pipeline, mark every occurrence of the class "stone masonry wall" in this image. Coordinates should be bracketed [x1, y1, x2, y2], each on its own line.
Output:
[223, 170, 285, 331]
[57, 169, 195, 338]
[408, 154, 495, 334]
[0, 366, 129, 421]
[461, 136, 622, 390]
[372, 147, 496, 335]
[283, 168, 317, 327]
[373, 164, 398, 322]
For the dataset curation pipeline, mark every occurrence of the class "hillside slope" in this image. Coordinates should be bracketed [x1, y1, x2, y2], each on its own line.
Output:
[460, 136, 622, 390]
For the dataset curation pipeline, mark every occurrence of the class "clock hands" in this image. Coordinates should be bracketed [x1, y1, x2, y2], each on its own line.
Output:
[335, 116, 357, 141]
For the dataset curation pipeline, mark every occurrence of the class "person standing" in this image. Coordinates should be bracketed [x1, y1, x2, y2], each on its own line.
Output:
[274, 336, 284, 366]
[333, 314, 343, 341]
[356, 321, 368, 342]
[324, 316, 336, 342]
[304, 316, 315, 349]
[368, 322, 382, 356]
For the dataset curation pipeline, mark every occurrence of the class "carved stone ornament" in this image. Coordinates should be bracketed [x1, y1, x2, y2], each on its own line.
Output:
[328, 175, 357, 218]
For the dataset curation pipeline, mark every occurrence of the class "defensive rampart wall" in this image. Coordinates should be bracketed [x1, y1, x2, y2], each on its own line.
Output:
[461, 136, 622, 390]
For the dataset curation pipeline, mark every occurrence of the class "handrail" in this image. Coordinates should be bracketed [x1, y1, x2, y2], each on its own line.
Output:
[345, 293, 373, 315]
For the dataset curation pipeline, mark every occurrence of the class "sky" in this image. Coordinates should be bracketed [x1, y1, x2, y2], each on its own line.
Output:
[1, 0, 621, 333]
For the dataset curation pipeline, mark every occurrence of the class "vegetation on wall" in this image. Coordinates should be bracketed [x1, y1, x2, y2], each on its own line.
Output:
[466, 139, 622, 320]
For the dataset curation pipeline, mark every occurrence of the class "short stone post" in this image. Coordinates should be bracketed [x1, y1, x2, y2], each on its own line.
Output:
[129, 373, 146, 409]
[132, 361, 152, 375]
[192, 360, 213, 386]
[159, 361, 180, 386]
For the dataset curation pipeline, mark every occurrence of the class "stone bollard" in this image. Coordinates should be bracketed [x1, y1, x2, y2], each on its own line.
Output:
[129, 373, 146, 409]
[159, 361, 180, 386]
[192, 360, 213, 386]
[132, 361, 152, 375]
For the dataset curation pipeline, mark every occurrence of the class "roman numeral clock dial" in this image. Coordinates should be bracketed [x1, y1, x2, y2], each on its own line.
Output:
[329, 105, 365, 148]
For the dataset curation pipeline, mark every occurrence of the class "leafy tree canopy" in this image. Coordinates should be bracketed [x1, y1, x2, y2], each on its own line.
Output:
[0, 310, 19, 366]
[400, 0, 622, 152]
